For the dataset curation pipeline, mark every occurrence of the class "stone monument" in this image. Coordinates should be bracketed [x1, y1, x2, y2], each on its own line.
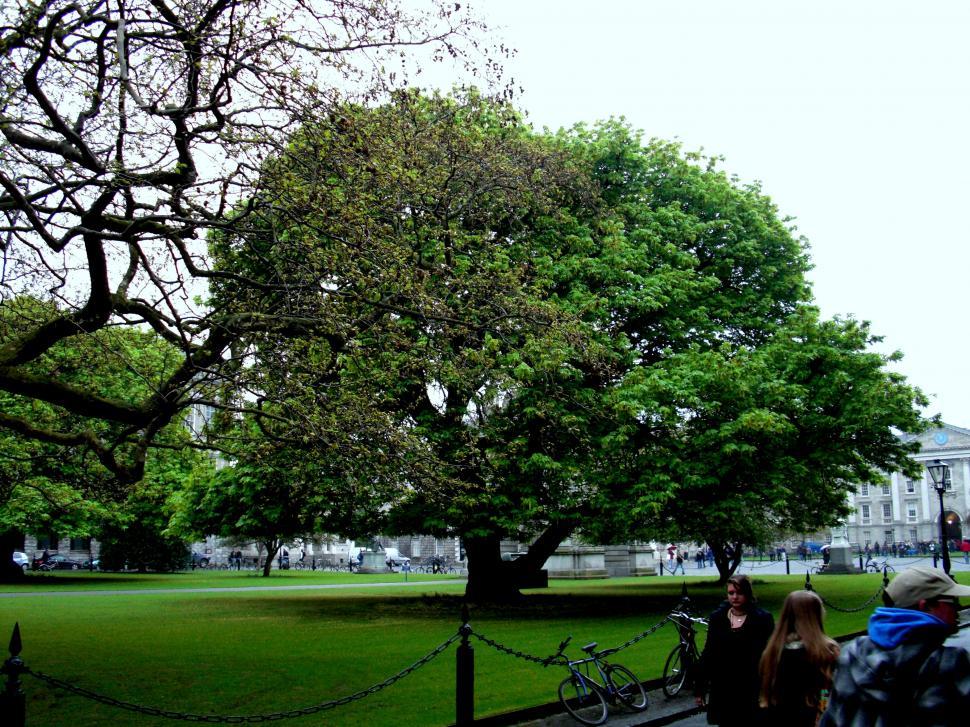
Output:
[825, 523, 859, 574]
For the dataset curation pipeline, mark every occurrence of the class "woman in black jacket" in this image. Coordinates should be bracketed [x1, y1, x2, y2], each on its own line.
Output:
[695, 574, 774, 726]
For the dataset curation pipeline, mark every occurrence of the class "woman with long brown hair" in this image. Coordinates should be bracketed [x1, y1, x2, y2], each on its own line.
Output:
[759, 590, 840, 726]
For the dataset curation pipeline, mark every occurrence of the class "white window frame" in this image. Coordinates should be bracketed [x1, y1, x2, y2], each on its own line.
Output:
[906, 502, 918, 523]
[860, 483, 870, 497]
[882, 503, 892, 522]
[881, 482, 891, 496]
[861, 504, 871, 523]
[905, 479, 915, 494]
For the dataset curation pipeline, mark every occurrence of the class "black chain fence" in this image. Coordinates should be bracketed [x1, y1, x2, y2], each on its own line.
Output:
[22, 632, 461, 723]
[805, 572, 890, 613]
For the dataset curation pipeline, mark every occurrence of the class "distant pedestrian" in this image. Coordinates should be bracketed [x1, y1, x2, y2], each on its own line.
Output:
[674, 552, 685, 575]
[706, 547, 714, 567]
[961, 539, 970, 564]
[696, 550, 704, 569]
[760, 591, 840, 727]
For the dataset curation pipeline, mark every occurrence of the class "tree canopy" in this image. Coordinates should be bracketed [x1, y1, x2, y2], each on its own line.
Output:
[229, 94, 906, 599]
[0, 0, 499, 481]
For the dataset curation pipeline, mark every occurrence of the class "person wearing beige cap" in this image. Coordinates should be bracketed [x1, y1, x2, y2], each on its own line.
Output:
[819, 566, 970, 726]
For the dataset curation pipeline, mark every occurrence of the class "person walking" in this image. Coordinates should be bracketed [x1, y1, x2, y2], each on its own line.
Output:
[819, 566, 970, 726]
[695, 574, 775, 726]
[674, 551, 686, 575]
[759, 591, 840, 726]
[960, 538, 970, 565]
[696, 549, 705, 569]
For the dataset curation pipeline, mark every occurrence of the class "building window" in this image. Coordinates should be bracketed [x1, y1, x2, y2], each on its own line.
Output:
[69, 537, 91, 550]
[927, 466, 953, 491]
[905, 479, 916, 494]
[861, 504, 871, 523]
[859, 483, 870, 497]
[910, 528, 918, 541]
[881, 482, 891, 496]
[884, 530, 894, 543]
[863, 530, 871, 543]
[906, 502, 918, 522]
[882, 503, 892, 522]
[35, 532, 58, 551]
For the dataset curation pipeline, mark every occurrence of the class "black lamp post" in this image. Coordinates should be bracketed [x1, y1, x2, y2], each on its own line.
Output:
[926, 459, 951, 575]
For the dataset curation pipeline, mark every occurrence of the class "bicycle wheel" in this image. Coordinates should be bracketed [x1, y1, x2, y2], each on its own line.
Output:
[883, 564, 895, 573]
[558, 675, 608, 726]
[608, 664, 648, 711]
[662, 646, 687, 697]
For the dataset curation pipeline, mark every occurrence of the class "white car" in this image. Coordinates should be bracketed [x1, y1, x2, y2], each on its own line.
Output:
[383, 548, 410, 569]
[12, 551, 29, 571]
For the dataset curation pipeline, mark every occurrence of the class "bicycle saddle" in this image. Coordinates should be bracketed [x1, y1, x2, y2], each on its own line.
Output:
[581, 642, 598, 654]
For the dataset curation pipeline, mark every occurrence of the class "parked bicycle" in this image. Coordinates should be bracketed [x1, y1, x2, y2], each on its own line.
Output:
[549, 636, 649, 725]
[864, 557, 895, 574]
[662, 609, 707, 698]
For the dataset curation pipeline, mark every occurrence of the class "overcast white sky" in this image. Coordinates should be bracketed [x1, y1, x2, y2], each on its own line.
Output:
[423, 1, 970, 424]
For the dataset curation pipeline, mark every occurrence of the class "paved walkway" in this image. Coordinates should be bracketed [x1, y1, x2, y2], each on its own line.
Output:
[511, 622, 970, 727]
[660, 553, 970, 579]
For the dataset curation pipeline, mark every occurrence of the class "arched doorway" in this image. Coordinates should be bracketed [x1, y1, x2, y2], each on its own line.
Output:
[941, 510, 962, 546]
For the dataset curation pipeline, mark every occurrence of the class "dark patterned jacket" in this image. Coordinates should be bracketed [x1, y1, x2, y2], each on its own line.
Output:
[819, 608, 970, 727]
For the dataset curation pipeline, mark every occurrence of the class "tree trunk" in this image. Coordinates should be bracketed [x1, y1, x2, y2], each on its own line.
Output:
[463, 522, 573, 602]
[710, 540, 743, 584]
[261, 539, 280, 577]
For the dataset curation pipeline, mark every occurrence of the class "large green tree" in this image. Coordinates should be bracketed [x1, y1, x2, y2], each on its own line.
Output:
[231, 97, 834, 599]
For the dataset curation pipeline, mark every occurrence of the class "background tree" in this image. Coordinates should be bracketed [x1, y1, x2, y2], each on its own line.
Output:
[0, 297, 201, 578]
[596, 308, 927, 582]
[172, 417, 386, 577]
[97, 446, 209, 572]
[0, 0, 499, 481]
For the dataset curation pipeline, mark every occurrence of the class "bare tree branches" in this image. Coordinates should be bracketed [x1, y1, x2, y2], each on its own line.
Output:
[0, 0, 500, 480]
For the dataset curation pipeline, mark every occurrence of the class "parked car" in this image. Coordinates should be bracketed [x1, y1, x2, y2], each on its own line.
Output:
[12, 551, 29, 571]
[81, 557, 100, 570]
[32, 553, 84, 570]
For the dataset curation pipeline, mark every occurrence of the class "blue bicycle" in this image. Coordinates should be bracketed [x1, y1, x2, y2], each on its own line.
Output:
[550, 637, 649, 725]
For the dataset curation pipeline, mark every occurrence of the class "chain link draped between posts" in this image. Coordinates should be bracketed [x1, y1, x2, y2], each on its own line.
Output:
[22, 632, 461, 723]
[804, 571, 890, 613]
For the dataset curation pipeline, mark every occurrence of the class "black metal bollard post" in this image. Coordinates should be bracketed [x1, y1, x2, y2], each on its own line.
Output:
[804, 573, 812, 591]
[785, 557, 790, 575]
[933, 553, 939, 568]
[456, 605, 474, 726]
[859, 555, 864, 571]
[1, 623, 26, 727]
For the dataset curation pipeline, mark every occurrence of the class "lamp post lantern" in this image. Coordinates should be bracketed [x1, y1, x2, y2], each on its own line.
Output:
[926, 459, 952, 575]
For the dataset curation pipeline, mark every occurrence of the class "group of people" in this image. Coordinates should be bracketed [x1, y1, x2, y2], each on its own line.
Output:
[693, 568, 970, 726]
[667, 544, 716, 573]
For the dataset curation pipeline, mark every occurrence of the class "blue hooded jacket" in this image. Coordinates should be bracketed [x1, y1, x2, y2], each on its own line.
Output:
[819, 607, 970, 727]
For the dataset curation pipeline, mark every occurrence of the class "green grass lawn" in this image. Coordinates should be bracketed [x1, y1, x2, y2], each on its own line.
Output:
[3, 571, 965, 726]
